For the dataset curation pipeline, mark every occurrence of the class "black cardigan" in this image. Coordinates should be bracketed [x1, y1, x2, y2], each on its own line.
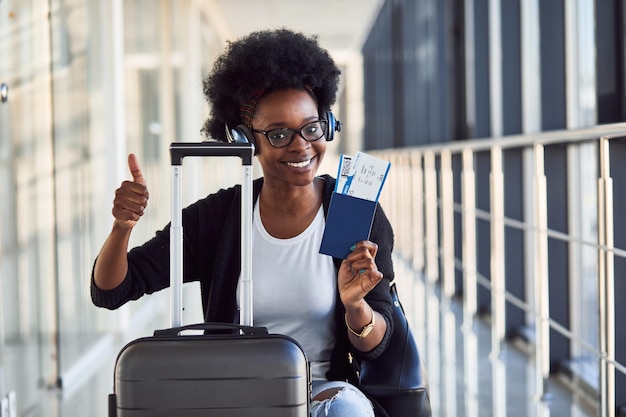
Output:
[91, 174, 395, 383]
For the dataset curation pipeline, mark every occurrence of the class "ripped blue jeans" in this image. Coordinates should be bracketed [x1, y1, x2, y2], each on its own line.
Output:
[310, 380, 375, 417]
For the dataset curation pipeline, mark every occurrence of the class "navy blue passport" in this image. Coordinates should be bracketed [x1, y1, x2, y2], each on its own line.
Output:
[320, 192, 377, 259]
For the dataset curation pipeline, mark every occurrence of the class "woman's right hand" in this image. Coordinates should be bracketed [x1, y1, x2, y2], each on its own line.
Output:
[112, 154, 149, 229]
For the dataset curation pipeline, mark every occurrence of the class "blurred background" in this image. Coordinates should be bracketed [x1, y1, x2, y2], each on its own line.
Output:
[1, 0, 625, 416]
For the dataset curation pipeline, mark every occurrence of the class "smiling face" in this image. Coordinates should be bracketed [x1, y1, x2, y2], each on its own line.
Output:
[251, 88, 327, 189]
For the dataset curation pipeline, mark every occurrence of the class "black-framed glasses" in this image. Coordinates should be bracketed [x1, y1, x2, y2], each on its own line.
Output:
[252, 120, 328, 148]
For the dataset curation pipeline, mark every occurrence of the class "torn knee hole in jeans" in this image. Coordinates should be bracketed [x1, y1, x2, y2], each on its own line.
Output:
[313, 390, 343, 416]
[323, 388, 343, 406]
[311, 387, 375, 417]
[311, 389, 342, 409]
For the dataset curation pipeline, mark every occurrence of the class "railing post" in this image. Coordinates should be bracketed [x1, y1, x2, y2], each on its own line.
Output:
[386, 153, 400, 254]
[533, 143, 550, 399]
[598, 136, 615, 417]
[440, 150, 455, 297]
[411, 152, 425, 272]
[462, 149, 477, 321]
[424, 151, 439, 284]
[490, 146, 506, 351]
[398, 153, 412, 261]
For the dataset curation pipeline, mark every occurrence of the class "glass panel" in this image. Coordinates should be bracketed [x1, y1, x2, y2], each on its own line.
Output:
[0, 0, 237, 413]
[117, 0, 239, 330]
[124, 0, 161, 54]
[48, 0, 120, 385]
[0, 0, 57, 414]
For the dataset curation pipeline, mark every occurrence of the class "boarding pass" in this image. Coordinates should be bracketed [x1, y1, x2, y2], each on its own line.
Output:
[335, 152, 391, 202]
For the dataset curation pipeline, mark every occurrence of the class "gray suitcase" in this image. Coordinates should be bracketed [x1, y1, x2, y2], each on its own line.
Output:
[109, 142, 310, 416]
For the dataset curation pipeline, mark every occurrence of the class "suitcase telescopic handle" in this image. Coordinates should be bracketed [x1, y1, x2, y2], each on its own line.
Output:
[153, 323, 268, 337]
[169, 141, 255, 329]
[170, 142, 255, 166]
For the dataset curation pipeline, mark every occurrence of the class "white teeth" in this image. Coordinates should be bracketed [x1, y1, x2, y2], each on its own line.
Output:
[286, 159, 311, 168]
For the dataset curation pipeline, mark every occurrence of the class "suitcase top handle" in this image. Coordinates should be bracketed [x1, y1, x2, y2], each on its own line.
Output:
[153, 323, 269, 337]
[170, 142, 255, 166]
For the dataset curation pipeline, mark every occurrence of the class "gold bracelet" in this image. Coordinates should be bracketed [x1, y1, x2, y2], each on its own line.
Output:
[345, 306, 376, 338]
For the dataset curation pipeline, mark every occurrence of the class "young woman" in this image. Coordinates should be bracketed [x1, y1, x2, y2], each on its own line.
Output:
[91, 29, 396, 417]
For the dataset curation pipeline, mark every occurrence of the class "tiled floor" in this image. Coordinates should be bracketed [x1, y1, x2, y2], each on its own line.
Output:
[26, 260, 596, 417]
[393, 259, 596, 417]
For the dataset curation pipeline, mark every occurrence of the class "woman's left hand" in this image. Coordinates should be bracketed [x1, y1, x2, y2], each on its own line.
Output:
[338, 240, 384, 308]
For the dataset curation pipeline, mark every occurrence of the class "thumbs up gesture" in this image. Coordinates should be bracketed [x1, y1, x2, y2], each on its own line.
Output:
[112, 154, 150, 229]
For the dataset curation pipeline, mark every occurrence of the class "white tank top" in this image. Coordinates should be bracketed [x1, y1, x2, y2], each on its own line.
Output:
[237, 202, 337, 380]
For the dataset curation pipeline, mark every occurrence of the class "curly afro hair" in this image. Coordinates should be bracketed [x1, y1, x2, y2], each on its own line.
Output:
[201, 29, 341, 141]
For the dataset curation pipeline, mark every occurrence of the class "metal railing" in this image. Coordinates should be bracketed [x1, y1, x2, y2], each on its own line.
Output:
[373, 122, 626, 417]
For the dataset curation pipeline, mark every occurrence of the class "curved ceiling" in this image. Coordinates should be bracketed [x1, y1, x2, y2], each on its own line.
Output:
[204, 0, 383, 57]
